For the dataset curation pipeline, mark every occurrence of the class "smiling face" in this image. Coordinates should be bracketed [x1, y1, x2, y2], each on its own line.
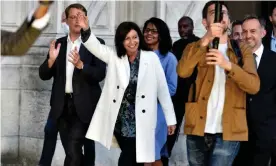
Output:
[232, 24, 243, 42]
[242, 18, 266, 52]
[123, 29, 140, 55]
[143, 23, 159, 47]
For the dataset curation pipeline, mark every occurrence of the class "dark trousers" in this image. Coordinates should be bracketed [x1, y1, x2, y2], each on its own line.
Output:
[114, 131, 143, 166]
[38, 115, 59, 166]
[39, 94, 95, 166]
[270, 137, 276, 166]
[233, 133, 276, 166]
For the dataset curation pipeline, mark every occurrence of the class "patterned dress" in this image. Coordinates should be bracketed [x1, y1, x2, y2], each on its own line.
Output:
[115, 51, 140, 137]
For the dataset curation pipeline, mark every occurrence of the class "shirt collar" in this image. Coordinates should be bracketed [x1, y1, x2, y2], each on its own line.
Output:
[254, 44, 264, 57]
[67, 35, 82, 45]
[271, 31, 276, 40]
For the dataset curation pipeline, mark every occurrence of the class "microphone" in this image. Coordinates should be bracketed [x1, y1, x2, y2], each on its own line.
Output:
[212, 1, 223, 49]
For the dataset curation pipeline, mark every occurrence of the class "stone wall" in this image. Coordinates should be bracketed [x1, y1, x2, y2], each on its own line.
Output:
[1, 1, 206, 165]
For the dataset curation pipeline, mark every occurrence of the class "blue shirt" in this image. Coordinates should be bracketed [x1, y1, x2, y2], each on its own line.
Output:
[154, 50, 178, 96]
[153, 50, 178, 158]
[271, 32, 276, 53]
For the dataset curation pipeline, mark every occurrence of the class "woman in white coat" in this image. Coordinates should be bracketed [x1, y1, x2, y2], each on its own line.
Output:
[77, 14, 177, 165]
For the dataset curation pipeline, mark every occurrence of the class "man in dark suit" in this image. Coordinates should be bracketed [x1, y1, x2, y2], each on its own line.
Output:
[161, 16, 199, 166]
[39, 3, 106, 166]
[1, 0, 53, 55]
[233, 15, 276, 166]
[38, 38, 105, 166]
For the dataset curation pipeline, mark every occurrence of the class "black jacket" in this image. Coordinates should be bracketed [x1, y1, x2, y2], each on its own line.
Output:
[247, 48, 276, 138]
[39, 36, 106, 123]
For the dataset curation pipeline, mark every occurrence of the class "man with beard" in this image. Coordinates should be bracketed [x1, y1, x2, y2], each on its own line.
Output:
[264, 6, 276, 53]
[177, 1, 260, 165]
[234, 15, 276, 166]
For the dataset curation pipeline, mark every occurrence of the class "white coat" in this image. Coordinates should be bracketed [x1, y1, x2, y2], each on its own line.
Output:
[83, 32, 176, 163]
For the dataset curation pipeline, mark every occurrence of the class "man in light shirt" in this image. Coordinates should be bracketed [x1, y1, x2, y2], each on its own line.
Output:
[234, 15, 276, 166]
[263, 6, 276, 52]
[177, 1, 260, 165]
[1, 0, 53, 55]
[38, 3, 106, 166]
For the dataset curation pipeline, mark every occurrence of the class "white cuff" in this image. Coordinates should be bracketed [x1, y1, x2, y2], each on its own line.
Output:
[28, 9, 50, 30]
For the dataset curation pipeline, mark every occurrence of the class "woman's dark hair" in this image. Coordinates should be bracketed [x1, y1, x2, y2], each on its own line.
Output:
[115, 22, 150, 58]
[142, 17, 172, 55]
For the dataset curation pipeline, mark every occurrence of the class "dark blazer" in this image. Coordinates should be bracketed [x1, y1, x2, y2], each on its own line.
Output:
[263, 30, 272, 51]
[39, 36, 106, 123]
[247, 48, 276, 138]
[1, 19, 42, 55]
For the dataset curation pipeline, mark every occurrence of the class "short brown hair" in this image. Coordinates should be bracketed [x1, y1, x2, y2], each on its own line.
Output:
[65, 3, 87, 18]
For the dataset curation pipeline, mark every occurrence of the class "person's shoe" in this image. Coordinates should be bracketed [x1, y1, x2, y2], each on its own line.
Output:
[161, 156, 169, 166]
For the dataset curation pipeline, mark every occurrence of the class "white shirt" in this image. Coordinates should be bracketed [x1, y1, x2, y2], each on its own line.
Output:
[254, 44, 264, 68]
[65, 35, 82, 93]
[205, 43, 229, 133]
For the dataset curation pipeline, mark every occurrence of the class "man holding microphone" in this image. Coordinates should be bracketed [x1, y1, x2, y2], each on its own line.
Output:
[177, 1, 260, 165]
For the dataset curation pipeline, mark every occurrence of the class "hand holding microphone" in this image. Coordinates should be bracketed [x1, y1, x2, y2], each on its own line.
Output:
[201, 1, 223, 47]
[212, 1, 223, 49]
[204, 2, 232, 71]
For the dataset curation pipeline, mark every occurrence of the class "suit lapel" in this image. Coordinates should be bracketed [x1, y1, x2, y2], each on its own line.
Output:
[58, 37, 67, 83]
[257, 49, 268, 74]
[137, 50, 148, 90]
[118, 55, 130, 89]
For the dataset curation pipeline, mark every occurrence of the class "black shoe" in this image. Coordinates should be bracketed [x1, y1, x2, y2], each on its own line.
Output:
[161, 156, 169, 166]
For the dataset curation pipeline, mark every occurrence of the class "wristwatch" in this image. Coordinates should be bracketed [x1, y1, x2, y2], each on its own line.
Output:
[39, 1, 54, 6]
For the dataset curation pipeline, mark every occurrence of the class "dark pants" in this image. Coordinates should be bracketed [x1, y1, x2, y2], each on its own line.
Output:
[39, 94, 95, 166]
[272, 153, 276, 166]
[270, 137, 276, 166]
[234, 133, 276, 166]
[38, 115, 59, 166]
[186, 134, 240, 166]
[114, 131, 144, 166]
